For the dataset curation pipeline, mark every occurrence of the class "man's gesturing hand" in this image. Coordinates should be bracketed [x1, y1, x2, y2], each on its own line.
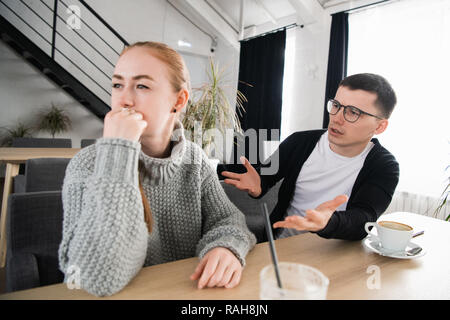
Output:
[221, 156, 262, 198]
[273, 195, 349, 232]
[190, 247, 242, 289]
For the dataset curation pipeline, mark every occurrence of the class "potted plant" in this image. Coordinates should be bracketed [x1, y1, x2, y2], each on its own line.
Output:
[38, 103, 72, 138]
[0, 122, 34, 146]
[182, 58, 248, 159]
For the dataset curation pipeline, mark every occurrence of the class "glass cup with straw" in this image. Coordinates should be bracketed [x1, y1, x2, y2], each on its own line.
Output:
[259, 203, 330, 300]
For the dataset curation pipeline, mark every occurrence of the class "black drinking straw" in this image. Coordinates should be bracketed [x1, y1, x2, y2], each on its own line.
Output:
[262, 203, 283, 289]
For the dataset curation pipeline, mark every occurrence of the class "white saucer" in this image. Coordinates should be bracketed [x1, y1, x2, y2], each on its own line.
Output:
[363, 238, 426, 259]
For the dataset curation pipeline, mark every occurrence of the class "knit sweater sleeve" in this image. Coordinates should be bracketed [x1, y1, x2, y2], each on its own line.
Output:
[58, 138, 148, 297]
[196, 154, 256, 266]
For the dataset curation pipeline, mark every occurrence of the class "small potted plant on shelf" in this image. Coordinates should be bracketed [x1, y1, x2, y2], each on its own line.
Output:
[0, 122, 34, 146]
[37, 103, 72, 138]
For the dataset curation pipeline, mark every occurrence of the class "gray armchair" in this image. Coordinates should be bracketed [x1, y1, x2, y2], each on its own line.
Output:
[80, 139, 96, 148]
[5, 191, 64, 292]
[14, 158, 70, 193]
[11, 138, 72, 177]
[220, 180, 282, 243]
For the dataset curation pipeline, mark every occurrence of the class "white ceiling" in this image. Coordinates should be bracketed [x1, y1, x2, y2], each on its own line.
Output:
[207, 0, 297, 31]
[205, 0, 382, 31]
[168, 0, 384, 49]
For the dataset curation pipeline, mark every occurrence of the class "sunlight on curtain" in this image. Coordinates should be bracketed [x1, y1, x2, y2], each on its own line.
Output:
[348, 0, 450, 197]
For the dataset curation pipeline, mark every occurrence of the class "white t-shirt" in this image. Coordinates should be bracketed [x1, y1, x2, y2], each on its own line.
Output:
[278, 131, 374, 239]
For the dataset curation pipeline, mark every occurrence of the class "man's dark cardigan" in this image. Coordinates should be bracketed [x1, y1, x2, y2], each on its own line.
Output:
[257, 129, 399, 241]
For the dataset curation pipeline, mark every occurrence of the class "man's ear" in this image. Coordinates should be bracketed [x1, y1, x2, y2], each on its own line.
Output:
[374, 119, 389, 135]
[173, 89, 189, 113]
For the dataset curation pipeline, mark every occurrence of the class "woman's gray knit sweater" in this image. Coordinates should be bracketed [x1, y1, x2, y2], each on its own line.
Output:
[58, 124, 256, 297]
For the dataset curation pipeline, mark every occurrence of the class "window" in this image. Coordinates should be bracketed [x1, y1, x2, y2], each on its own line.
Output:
[347, 0, 450, 197]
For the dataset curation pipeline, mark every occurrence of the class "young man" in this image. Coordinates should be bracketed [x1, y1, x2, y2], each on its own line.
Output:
[222, 73, 399, 241]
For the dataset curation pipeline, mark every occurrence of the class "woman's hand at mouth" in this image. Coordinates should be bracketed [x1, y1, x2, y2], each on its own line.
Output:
[103, 107, 147, 142]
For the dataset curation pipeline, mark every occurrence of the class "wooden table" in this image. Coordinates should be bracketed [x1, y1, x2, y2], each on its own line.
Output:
[1, 212, 448, 300]
[0, 147, 80, 267]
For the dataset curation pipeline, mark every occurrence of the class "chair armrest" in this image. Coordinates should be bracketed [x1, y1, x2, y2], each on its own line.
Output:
[5, 252, 40, 292]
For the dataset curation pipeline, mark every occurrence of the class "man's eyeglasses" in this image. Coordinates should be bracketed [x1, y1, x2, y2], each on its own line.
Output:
[327, 99, 384, 123]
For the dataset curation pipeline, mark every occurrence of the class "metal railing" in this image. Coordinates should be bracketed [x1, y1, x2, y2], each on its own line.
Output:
[0, 0, 129, 103]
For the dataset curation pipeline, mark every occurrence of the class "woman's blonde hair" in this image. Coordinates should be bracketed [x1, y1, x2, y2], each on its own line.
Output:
[120, 41, 191, 233]
[120, 41, 191, 93]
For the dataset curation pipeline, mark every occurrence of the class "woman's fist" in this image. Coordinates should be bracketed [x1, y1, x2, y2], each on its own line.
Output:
[103, 107, 147, 142]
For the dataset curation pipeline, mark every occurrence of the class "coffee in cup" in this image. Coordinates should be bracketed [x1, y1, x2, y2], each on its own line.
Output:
[378, 221, 412, 231]
[365, 220, 413, 252]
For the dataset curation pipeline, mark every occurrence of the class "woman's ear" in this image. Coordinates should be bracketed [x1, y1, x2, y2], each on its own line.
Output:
[173, 89, 189, 113]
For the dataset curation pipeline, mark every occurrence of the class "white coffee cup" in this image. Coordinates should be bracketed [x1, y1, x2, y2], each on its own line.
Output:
[364, 220, 413, 252]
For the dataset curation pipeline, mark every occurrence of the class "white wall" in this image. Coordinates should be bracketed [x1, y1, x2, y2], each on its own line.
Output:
[83, 0, 218, 89]
[282, 18, 332, 139]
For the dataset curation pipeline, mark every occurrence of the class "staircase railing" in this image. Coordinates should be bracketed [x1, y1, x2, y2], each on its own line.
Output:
[0, 0, 129, 106]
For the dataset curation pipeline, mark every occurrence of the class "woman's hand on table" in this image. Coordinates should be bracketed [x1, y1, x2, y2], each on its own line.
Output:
[190, 247, 242, 289]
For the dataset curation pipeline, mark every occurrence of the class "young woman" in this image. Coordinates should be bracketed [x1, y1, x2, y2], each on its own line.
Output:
[58, 41, 256, 297]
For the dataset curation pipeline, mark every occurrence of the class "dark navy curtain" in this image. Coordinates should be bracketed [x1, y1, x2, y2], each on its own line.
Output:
[218, 29, 286, 178]
[323, 12, 349, 128]
[238, 29, 286, 141]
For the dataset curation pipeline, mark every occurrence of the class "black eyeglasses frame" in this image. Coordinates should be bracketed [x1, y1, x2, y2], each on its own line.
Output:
[327, 99, 384, 123]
